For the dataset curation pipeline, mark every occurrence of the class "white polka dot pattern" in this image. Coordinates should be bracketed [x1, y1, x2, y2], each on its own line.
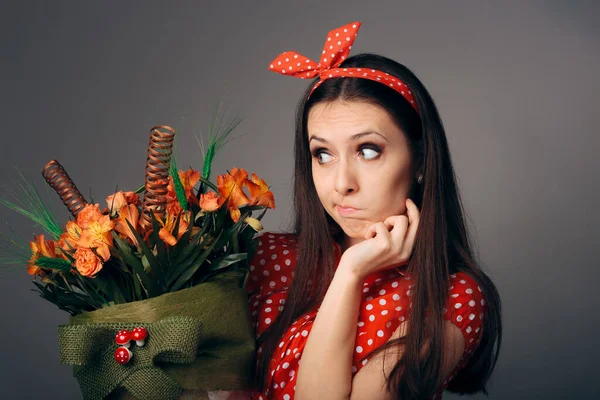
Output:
[444, 273, 487, 355]
[246, 232, 487, 400]
[268, 21, 420, 115]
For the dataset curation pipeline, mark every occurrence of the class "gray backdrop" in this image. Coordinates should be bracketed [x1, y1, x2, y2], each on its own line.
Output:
[1, 1, 598, 399]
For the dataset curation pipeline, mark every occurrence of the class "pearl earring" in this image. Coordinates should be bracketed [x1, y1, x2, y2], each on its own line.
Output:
[417, 175, 423, 184]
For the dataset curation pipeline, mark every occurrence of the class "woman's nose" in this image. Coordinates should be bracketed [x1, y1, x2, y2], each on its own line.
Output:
[334, 158, 358, 195]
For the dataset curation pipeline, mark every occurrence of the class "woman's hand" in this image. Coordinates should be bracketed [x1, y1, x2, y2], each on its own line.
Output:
[339, 198, 420, 281]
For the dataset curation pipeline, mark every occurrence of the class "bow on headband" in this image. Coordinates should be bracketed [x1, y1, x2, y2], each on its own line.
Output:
[268, 21, 420, 115]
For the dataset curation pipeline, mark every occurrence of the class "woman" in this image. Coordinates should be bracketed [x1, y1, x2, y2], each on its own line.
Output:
[241, 21, 501, 400]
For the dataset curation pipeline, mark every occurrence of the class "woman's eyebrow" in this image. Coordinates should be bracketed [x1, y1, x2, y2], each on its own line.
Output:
[308, 131, 388, 143]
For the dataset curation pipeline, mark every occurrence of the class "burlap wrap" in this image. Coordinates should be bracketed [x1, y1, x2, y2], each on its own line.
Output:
[58, 271, 256, 400]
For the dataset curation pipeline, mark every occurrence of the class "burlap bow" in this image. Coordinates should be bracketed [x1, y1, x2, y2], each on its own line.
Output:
[59, 316, 203, 400]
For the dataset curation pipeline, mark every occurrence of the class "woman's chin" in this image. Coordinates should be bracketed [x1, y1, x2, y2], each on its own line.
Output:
[338, 220, 372, 239]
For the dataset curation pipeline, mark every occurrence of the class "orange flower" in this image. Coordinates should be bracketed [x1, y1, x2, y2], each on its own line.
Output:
[192, 226, 201, 237]
[166, 169, 201, 215]
[199, 191, 221, 212]
[217, 169, 250, 209]
[178, 169, 201, 203]
[166, 198, 183, 217]
[229, 167, 249, 184]
[229, 208, 241, 223]
[76, 204, 103, 230]
[124, 191, 141, 205]
[106, 191, 140, 216]
[76, 214, 114, 262]
[157, 211, 190, 246]
[27, 234, 57, 276]
[74, 247, 103, 277]
[58, 221, 82, 255]
[217, 173, 249, 223]
[246, 173, 275, 209]
[114, 204, 140, 246]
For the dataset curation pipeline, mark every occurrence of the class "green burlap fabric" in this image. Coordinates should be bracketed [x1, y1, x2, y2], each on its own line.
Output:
[58, 271, 256, 400]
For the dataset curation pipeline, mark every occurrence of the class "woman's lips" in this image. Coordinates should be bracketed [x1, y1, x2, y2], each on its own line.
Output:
[336, 205, 360, 216]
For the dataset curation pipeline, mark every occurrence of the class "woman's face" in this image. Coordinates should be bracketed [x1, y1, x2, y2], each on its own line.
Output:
[307, 100, 415, 248]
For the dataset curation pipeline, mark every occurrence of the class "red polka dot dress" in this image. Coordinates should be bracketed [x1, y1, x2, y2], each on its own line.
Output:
[246, 232, 487, 400]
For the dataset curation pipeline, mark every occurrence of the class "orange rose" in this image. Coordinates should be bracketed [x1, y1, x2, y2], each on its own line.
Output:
[76, 215, 114, 262]
[76, 204, 102, 230]
[123, 191, 141, 206]
[74, 247, 103, 277]
[199, 191, 221, 212]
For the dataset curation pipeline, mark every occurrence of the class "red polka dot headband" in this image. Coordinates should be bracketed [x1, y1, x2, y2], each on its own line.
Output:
[268, 21, 420, 115]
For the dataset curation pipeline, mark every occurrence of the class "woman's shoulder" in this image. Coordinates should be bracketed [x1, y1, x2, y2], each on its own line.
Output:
[246, 231, 299, 296]
[444, 271, 487, 354]
[251, 231, 299, 266]
[446, 271, 486, 310]
[256, 231, 299, 250]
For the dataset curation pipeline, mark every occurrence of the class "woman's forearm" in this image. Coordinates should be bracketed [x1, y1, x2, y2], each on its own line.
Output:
[295, 261, 364, 400]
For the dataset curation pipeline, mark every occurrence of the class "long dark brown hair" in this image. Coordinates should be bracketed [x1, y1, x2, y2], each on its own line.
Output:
[255, 53, 502, 399]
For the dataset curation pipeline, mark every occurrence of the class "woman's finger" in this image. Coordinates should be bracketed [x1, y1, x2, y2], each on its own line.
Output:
[391, 218, 409, 256]
[385, 214, 409, 244]
[365, 223, 377, 239]
[374, 222, 392, 243]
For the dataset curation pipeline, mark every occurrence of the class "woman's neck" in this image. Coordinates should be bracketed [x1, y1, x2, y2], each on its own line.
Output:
[341, 235, 364, 253]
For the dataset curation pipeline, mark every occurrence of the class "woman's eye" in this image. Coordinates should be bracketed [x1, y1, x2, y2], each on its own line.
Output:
[314, 151, 333, 164]
[360, 146, 381, 160]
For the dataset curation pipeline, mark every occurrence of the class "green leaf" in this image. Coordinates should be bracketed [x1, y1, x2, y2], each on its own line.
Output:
[124, 218, 162, 279]
[240, 205, 270, 213]
[111, 231, 158, 297]
[149, 211, 168, 282]
[169, 215, 210, 269]
[196, 101, 244, 181]
[239, 227, 260, 263]
[170, 162, 188, 212]
[200, 255, 249, 285]
[34, 256, 73, 271]
[58, 247, 76, 263]
[31, 280, 97, 315]
[164, 227, 208, 288]
[198, 175, 218, 192]
[167, 211, 188, 261]
[114, 256, 142, 300]
[213, 209, 250, 252]
[169, 230, 223, 292]
[0, 166, 63, 240]
[134, 184, 145, 194]
[73, 273, 108, 307]
[105, 276, 128, 304]
[205, 253, 247, 273]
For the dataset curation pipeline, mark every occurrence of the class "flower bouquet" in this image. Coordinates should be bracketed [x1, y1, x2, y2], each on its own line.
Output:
[0, 114, 274, 400]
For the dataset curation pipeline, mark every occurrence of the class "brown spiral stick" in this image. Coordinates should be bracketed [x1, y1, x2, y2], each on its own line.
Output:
[42, 160, 88, 217]
[139, 125, 176, 232]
